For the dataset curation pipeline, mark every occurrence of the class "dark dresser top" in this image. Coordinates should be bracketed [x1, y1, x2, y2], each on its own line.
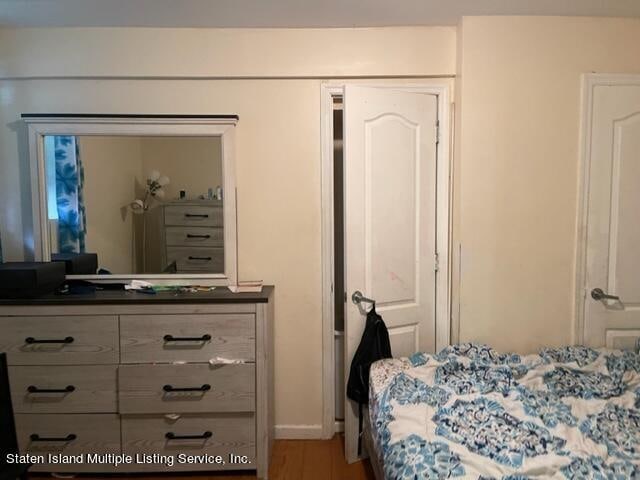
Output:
[0, 286, 273, 306]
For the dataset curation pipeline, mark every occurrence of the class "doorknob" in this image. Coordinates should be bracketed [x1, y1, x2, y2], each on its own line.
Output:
[351, 290, 375, 306]
[591, 288, 620, 302]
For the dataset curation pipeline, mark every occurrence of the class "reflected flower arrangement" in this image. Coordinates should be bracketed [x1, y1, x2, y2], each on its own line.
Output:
[131, 170, 170, 213]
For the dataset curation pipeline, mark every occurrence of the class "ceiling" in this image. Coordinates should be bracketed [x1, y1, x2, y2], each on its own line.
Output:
[1, 0, 640, 28]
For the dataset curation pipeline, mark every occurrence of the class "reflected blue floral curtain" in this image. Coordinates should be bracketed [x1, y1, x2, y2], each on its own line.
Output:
[54, 136, 86, 253]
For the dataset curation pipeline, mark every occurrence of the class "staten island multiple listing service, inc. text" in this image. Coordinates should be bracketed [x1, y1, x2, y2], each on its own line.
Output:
[6, 453, 252, 468]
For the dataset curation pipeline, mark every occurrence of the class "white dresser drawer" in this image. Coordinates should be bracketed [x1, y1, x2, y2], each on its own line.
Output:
[9, 365, 117, 414]
[119, 363, 255, 414]
[0, 316, 119, 365]
[120, 314, 255, 363]
[165, 205, 222, 227]
[15, 413, 121, 472]
[166, 246, 224, 272]
[165, 226, 224, 247]
[122, 414, 255, 472]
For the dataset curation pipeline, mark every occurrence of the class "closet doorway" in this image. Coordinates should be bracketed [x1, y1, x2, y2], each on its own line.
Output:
[321, 83, 452, 463]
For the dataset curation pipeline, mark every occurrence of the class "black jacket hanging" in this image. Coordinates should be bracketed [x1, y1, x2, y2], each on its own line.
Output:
[346, 304, 392, 454]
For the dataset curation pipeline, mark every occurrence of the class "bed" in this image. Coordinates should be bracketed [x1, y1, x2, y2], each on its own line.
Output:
[367, 343, 640, 479]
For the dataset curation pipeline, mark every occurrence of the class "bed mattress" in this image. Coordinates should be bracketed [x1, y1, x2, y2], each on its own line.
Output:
[368, 344, 640, 479]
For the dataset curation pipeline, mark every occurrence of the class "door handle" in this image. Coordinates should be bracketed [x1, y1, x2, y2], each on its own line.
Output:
[351, 291, 375, 306]
[591, 288, 620, 302]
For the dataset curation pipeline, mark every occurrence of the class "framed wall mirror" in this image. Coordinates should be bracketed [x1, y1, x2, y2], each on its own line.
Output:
[24, 114, 238, 286]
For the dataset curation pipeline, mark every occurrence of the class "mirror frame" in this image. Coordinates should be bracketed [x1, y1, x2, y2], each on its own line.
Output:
[24, 114, 238, 286]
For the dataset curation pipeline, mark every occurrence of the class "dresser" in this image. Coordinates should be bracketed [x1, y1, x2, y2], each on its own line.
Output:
[0, 287, 274, 478]
[146, 200, 225, 274]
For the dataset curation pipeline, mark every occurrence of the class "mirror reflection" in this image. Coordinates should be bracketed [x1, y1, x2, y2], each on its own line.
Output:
[43, 135, 224, 275]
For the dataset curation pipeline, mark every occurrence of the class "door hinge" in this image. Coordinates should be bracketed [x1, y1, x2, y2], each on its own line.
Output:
[344, 291, 347, 303]
[435, 121, 440, 145]
[434, 252, 440, 273]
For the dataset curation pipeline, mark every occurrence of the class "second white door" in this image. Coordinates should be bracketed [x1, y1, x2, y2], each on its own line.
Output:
[583, 81, 640, 349]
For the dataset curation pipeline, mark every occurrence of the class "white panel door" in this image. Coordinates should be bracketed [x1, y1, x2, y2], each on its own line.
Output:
[584, 84, 640, 348]
[343, 86, 438, 463]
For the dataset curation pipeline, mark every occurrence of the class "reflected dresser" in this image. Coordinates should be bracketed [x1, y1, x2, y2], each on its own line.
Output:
[145, 199, 225, 274]
[0, 287, 274, 479]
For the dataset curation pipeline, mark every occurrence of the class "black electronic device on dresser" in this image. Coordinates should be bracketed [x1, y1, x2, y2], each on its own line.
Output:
[0, 262, 66, 299]
[51, 253, 98, 275]
[0, 353, 30, 480]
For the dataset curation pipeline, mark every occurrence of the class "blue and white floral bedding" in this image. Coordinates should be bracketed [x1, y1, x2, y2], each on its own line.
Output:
[368, 344, 640, 479]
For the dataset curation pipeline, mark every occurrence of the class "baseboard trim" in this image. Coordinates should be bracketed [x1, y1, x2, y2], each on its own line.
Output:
[275, 424, 324, 439]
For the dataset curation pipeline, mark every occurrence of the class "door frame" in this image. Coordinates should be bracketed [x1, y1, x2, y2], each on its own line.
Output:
[575, 73, 640, 345]
[320, 81, 453, 439]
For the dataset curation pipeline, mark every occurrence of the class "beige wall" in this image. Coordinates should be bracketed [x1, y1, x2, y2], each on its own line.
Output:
[140, 136, 222, 201]
[455, 16, 640, 353]
[0, 25, 455, 431]
[78, 136, 143, 273]
[0, 27, 456, 78]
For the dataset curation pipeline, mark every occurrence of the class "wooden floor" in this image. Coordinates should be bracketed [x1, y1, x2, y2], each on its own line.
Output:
[29, 435, 375, 480]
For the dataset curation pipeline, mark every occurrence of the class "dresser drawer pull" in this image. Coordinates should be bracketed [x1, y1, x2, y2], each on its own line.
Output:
[27, 385, 75, 394]
[30, 433, 77, 442]
[163, 384, 211, 393]
[186, 234, 212, 239]
[25, 336, 74, 344]
[184, 213, 209, 218]
[165, 431, 212, 440]
[163, 334, 211, 342]
[188, 256, 213, 261]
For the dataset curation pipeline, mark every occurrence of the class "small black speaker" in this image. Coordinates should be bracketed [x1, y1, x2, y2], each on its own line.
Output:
[0, 262, 66, 298]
